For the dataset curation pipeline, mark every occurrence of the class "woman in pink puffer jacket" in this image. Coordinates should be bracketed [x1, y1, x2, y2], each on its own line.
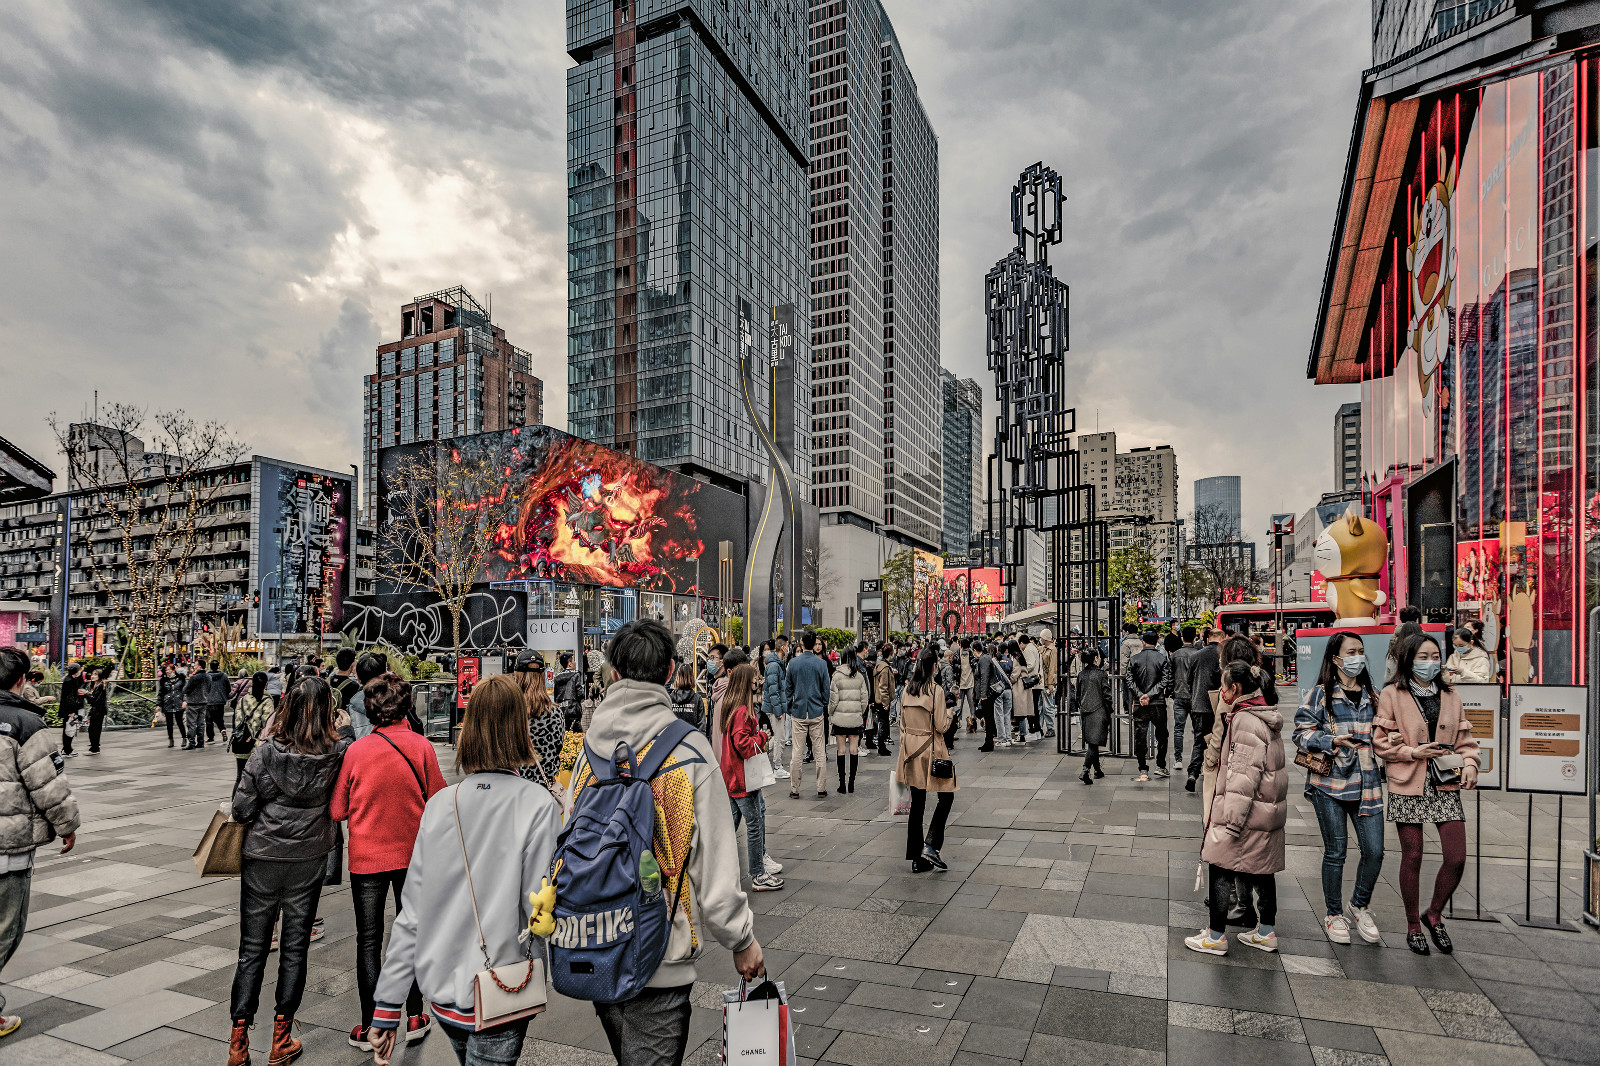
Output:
[1187, 661, 1288, 958]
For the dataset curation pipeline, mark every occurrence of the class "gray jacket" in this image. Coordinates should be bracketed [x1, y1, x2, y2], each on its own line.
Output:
[206, 669, 232, 706]
[0, 691, 80, 854]
[233, 736, 350, 862]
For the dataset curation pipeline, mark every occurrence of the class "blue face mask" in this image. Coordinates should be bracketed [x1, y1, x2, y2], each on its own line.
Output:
[1340, 654, 1367, 676]
[1412, 659, 1441, 682]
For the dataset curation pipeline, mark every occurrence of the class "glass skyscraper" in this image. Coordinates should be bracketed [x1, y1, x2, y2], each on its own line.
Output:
[565, 0, 811, 491]
[941, 370, 982, 555]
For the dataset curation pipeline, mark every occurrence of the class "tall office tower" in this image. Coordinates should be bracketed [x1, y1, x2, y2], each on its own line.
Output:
[1194, 474, 1243, 536]
[879, 8, 941, 552]
[564, 0, 811, 494]
[809, 0, 887, 525]
[941, 371, 982, 555]
[1334, 401, 1362, 492]
[363, 287, 543, 521]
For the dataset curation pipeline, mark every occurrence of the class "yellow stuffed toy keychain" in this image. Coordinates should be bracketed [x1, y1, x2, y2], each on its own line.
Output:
[528, 875, 558, 938]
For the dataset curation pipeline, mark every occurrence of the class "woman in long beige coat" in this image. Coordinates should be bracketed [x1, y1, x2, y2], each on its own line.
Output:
[1187, 661, 1287, 959]
[897, 647, 957, 873]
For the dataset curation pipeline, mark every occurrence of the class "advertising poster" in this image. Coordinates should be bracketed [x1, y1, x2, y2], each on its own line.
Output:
[1454, 684, 1501, 790]
[457, 656, 481, 710]
[1295, 625, 1449, 707]
[257, 462, 353, 637]
[1507, 685, 1587, 794]
[527, 617, 583, 696]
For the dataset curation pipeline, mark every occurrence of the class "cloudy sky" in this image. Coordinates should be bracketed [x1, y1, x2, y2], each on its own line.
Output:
[1, 0, 1366, 545]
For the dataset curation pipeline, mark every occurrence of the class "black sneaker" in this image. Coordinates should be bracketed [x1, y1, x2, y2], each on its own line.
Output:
[1079, 769, 1092, 785]
[921, 846, 948, 871]
[911, 857, 935, 873]
[1185, 776, 1197, 793]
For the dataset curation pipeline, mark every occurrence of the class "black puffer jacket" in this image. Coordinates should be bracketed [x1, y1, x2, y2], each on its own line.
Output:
[158, 675, 185, 714]
[232, 736, 349, 862]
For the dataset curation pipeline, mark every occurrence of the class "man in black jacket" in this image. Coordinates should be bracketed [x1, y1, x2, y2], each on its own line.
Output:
[182, 666, 208, 749]
[1126, 631, 1171, 781]
[974, 642, 999, 752]
[205, 660, 231, 744]
[1183, 627, 1228, 791]
[1169, 626, 1201, 766]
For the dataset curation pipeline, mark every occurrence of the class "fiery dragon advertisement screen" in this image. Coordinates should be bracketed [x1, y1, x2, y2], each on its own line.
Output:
[381, 428, 745, 596]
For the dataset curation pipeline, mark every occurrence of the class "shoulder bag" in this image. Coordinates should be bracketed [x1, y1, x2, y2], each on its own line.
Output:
[452, 787, 547, 1030]
[375, 730, 428, 798]
[1292, 689, 1335, 777]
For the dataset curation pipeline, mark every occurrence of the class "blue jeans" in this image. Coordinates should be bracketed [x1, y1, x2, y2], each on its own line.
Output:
[1172, 701, 1189, 761]
[1038, 690, 1057, 734]
[1308, 788, 1384, 916]
[994, 689, 1013, 741]
[595, 984, 693, 1066]
[0, 869, 31, 1017]
[729, 793, 767, 875]
[443, 1017, 529, 1065]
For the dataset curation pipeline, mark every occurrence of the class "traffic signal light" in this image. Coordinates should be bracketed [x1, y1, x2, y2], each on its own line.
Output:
[251, 589, 260, 608]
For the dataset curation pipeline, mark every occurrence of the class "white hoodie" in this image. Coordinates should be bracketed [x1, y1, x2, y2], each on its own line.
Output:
[372, 772, 561, 1030]
[570, 678, 755, 988]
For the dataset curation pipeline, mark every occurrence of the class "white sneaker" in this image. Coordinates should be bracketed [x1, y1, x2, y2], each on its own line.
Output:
[1348, 905, 1380, 943]
[751, 872, 784, 892]
[774, 768, 791, 779]
[763, 854, 783, 875]
[1237, 928, 1278, 953]
[1184, 930, 1227, 956]
[1324, 914, 1352, 944]
[997, 739, 1012, 748]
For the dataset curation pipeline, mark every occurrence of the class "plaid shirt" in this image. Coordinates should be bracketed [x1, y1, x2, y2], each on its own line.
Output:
[1294, 684, 1384, 817]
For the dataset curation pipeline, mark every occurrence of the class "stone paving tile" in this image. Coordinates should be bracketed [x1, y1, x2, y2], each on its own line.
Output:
[0, 1033, 128, 1065]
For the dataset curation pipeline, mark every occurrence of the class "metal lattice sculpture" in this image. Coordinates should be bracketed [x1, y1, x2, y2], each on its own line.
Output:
[981, 163, 1109, 639]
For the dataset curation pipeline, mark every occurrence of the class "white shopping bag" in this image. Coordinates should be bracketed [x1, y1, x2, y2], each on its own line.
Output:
[744, 751, 777, 792]
[722, 980, 794, 1065]
[888, 769, 910, 817]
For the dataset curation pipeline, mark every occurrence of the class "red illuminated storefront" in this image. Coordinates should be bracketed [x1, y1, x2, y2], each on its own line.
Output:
[1313, 51, 1600, 686]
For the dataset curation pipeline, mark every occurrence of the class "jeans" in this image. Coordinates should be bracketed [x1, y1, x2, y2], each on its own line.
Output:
[1133, 704, 1167, 770]
[352, 869, 424, 1029]
[0, 869, 31, 1017]
[979, 695, 996, 747]
[729, 793, 767, 876]
[164, 709, 185, 744]
[767, 714, 788, 769]
[790, 716, 827, 793]
[1082, 745, 1102, 775]
[994, 690, 1013, 743]
[185, 706, 206, 745]
[1307, 789, 1384, 916]
[88, 709, 106, 753]
[906, 787, 953, 859]
[1186, 710, 1214, 780]
[595, 983, 693, 1066]
[442, 1017, 530, 1066]
[1172, 700, 1189, 762]
[230, 856, 325, 1023]
[1038, 690, 1056, 735]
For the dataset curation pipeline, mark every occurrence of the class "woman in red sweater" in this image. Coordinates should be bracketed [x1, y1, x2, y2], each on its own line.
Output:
[329, 672, 446, 1051]
[718, 663, 782, 892]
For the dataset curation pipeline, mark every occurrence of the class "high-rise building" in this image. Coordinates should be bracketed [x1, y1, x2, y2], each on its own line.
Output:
[564, 0, 811, 498]
[1075, 430, 1181, 612]
[941, 371, 982, 555]
[362, 288, 542, 521]
[879, 9, 940, 552]
[1194, 475, 1242, 537]
[1334, 401, 1361, 492]
[808, 0, 940, 632]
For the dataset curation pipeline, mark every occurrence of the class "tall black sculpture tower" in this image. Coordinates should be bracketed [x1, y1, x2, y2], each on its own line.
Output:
[982, 163, 1110, 640]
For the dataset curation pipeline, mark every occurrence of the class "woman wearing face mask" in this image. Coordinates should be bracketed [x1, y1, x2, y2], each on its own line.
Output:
[1443, 627, 1496, 683]
[1373, 632, 1479, 956]
[1294, 635, 1384, 945]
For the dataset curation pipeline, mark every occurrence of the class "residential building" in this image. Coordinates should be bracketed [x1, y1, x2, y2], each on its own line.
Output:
[879, 7, 941, 552]
[941, 371, 982, 556]
[362, 287, 543, 522]
[564, 0, 812, 499]
[0, 446, 357, 661]
[1194, 475, 1242, 537]
[1334, 401, 1361, 492]
[1074, 431, 1181, 613]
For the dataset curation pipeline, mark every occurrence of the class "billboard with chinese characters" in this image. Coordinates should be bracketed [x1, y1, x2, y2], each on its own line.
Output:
[255, 461, 353, 637]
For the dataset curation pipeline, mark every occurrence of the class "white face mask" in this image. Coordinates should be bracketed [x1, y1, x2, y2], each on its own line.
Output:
[1340, 654, 1367, 676]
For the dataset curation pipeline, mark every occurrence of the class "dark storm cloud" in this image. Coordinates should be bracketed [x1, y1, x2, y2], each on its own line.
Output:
[2, 0, 1367, 550]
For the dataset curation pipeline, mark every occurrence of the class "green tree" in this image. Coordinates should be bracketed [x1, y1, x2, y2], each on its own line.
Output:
[880, 549, 918, 630]
[1109, 544, 1160, 605]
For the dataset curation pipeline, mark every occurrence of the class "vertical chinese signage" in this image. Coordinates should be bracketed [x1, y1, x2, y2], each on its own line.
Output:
[256, 462, 353, 637]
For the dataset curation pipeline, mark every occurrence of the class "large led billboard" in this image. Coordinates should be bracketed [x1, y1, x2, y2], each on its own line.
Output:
[255, 461, 353, 636]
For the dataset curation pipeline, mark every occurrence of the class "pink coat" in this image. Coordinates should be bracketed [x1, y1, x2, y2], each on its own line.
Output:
[1200, 696, 1287, 876]
[1372, 685, 1479, 796]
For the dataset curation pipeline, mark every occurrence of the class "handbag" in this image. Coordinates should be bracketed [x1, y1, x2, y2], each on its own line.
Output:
[744, 750, 778, 791]
[453, 788, 547, 1030]
[929, 758, 954, 780]
[1429, 751, 1465, 787]
[193, 804, 245, 877]
[722, 979, 796, 1066]
[1294, 748, 1335, 776]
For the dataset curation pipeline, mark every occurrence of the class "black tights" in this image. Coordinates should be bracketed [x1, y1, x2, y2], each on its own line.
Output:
[906, 788, 953, 859]
[1207, 864, 1277, 936]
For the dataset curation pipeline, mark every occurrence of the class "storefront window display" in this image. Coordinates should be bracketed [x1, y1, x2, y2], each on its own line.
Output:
[1352, 58, 1598, 684]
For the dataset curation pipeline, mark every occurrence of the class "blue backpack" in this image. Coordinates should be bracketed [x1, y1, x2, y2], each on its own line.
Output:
[548, 719, 696, 1003]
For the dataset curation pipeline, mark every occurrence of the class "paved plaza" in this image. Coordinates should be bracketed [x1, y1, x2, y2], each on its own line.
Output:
[1, 728, 1596, 1066]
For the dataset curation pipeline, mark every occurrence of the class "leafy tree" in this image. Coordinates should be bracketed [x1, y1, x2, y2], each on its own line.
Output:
[813, 626, 857, 651]
[1109, 543, 1160, 604]
[880, 549, 918, 631]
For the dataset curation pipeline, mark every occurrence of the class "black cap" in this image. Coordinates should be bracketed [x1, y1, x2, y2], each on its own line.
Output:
[516, 650, 545, 672]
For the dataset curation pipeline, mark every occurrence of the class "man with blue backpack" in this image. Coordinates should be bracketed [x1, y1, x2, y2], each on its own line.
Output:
[558, 620, 764, 1066]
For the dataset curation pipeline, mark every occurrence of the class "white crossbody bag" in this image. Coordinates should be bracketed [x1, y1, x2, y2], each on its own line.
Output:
[453, 787, 548, 1030]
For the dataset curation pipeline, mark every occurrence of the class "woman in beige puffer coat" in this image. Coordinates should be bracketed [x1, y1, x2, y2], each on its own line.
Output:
[828, 646, 871, 794]
[1188, 661, 1287, 958]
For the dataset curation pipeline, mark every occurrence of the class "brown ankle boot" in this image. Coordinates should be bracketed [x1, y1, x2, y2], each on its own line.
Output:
[267, 1015, 301, 1066]
[227, 1021, 251, 1066]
